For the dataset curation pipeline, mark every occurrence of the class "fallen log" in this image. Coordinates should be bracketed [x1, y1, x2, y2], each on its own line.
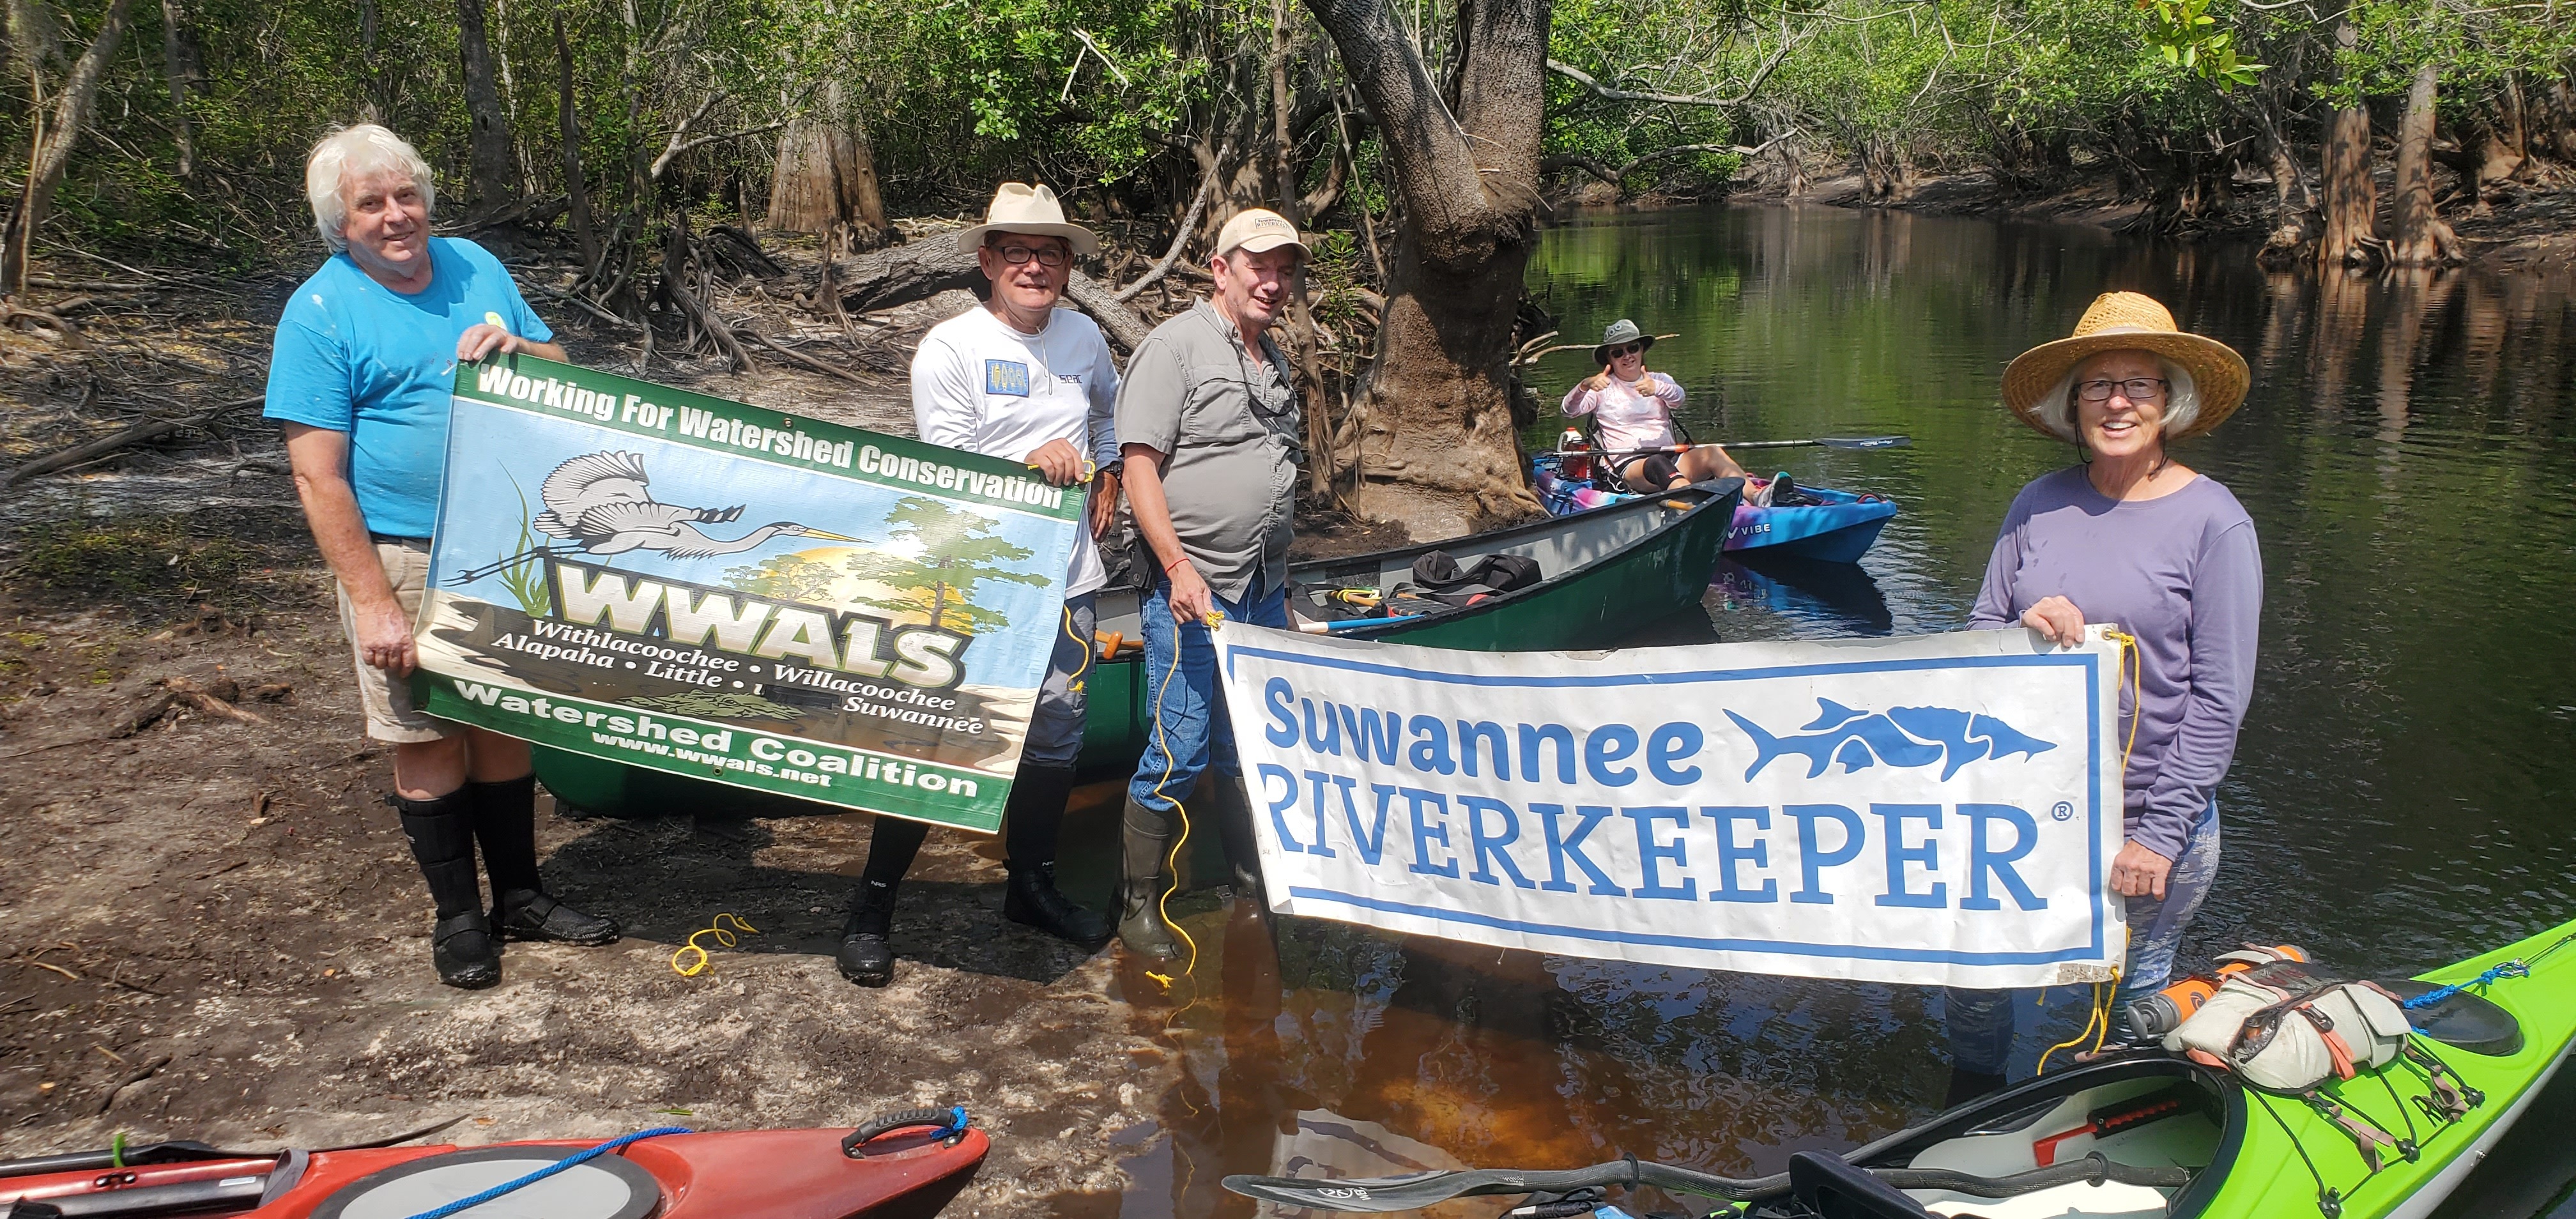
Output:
[1062, 272, 1156, 353]
[2, 395, 263, 487]
[745, 330, 871, 386]
[825, 238, 981, 313]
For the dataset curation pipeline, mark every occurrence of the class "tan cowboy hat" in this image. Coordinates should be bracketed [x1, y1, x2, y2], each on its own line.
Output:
[2002, 292, 2249, 441]
[956, 182, 1099, 257]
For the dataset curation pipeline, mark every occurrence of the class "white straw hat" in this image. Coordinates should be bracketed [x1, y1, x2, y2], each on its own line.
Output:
[956, 182, 1099, 257]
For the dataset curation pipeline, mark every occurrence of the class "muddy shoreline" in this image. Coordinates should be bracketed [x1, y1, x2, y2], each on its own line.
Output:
[0, 516, 1213, 1211]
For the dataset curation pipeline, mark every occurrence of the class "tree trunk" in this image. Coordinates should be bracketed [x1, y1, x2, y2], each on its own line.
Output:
[456, 0, 521, 213]
[1, 0, 135, 296]
[159, 0, 203, 178]
[1271, 0, 1301, 224]
[552, 12, 597, 270]
[766, 80, 888, 238]
[2388, 63, 2459, 266]
[2317, 103, 2377, 266]
[1305, 0, 1549, 537]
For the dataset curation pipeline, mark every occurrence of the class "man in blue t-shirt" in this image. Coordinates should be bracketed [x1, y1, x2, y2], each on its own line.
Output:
[266, 124, 618, 990]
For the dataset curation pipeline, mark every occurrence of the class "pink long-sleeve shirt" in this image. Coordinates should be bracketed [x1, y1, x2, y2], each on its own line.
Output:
[1561, 372, 1685, 456]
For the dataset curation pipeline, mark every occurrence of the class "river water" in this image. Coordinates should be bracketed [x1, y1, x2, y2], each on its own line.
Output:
[1077, 205, 2576, 1217]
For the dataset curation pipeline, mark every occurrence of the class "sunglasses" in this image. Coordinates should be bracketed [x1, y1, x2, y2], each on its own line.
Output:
[1606, 342, 1645, 358]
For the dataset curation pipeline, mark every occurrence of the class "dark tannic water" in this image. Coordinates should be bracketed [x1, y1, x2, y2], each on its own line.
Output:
[1070, 205, 2576, 1217]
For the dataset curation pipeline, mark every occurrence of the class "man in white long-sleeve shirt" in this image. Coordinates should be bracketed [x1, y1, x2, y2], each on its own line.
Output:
[838, 182, 1124, 987]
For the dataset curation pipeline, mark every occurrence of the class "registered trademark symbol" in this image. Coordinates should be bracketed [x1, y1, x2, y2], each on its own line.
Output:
[2051, 801, 2074, 822]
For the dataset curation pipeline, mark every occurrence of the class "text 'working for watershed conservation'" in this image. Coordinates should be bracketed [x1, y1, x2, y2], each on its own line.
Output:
[410, 354, 1082, 831]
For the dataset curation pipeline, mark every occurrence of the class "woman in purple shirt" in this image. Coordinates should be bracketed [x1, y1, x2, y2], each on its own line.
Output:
[1945, 293, 2262, 1105]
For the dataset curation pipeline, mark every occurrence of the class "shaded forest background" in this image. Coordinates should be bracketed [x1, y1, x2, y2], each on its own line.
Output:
[5, 0, 2573, 275]
[2, 0, 2574, 522]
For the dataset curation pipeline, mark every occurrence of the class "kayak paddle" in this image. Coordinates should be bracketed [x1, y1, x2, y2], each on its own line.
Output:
[1534, 436, 1909, 462]
[1222, 1154, 2189, 1210]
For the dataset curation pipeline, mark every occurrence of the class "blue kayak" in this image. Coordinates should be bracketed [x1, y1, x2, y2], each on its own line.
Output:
[1533, 462, 1896, 564]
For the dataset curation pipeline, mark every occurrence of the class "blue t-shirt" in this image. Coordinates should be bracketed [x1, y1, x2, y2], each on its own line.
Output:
[263, 237, 552, 539]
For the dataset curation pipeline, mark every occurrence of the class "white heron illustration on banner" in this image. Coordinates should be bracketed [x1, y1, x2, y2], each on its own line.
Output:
[442, 450, 860, 585]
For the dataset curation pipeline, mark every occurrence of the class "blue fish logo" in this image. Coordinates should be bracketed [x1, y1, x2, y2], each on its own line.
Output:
[1725, 698, 2056, 781]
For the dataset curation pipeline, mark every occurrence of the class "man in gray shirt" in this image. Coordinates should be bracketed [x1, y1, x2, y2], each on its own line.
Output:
[1113, 208, 1307, 959]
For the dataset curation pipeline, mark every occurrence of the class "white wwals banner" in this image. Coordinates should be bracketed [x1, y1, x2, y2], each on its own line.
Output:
[1216, 624, 2126, 988]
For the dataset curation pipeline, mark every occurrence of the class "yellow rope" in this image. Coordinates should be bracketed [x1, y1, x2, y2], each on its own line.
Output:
[1139, 609, 1220, 990]
[670, 912, 759, 977]
[2107, 629, 2142, 778]
[2036, 980, 2116, 1075]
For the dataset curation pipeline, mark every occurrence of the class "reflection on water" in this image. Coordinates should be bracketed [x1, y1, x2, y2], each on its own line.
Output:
[1068, 205, 2576, 1216]
[1712, 556, 1895, 637]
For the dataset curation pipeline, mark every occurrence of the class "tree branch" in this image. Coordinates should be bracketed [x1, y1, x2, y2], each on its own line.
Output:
[644, 93, 747, 181]
[1546, 36, 1793, 109]
[1540, 133, 1792, 185]
[1117, 137, 1233, 302]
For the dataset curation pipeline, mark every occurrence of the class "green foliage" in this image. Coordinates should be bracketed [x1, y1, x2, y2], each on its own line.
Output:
[841, 498, 1048, 634]
[2137, 0, 2264, 91]
[623, 689, 804, 719]
[498, 474, 552, 617]
[724, 553, 842, 603]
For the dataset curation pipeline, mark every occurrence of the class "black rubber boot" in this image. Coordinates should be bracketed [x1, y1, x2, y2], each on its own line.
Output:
[838, 877, 900, 987]
[398, 790, 498, 988]
[432, 911, 502, 990]
[1116, 796, 1180, 962]
[1943, 1067, 2008, 1108]
[493, 890, 621, 945]
[1204, 776, 1265, 899]
[837, 816, 930, 987]
[1008, 862, 1111, 949]
[999, 766, 1108, 948]
[466, 774, 544, 897]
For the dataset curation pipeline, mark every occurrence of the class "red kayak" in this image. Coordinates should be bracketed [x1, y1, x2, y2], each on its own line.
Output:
[0, 1110, 986, 1218]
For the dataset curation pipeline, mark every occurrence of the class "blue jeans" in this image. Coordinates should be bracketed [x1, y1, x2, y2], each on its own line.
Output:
[1126, 571, 1290, 811]
[1945, 799, 2223, 1077]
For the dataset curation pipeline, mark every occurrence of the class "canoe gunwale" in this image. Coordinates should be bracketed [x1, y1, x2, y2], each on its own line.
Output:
[1094, 477, 1745, 648]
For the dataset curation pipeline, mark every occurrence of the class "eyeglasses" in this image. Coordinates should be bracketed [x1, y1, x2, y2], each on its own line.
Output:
[2074, 377, 2169, 403]
[1607, 342, 1644, 358]
[993, 243, 1068, 268]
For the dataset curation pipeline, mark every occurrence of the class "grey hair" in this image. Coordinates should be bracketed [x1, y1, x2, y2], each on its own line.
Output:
[2026, 353, 2201, 443]
[305, 125, 434, 251]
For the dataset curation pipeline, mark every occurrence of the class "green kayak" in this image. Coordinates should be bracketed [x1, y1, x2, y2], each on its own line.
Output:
[1225, 914, 2576, 1219]
[1075, 477, 1743, 770]
[535, 480, 1742, 814]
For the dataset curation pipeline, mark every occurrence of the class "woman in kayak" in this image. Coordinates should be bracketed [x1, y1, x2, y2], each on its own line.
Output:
[1561, 319, 1751, 491]
[1945, 291, 2262, 1105]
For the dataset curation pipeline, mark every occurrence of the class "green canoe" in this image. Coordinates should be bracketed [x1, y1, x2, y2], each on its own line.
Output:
[1074, 477, 1743, 770]
[535, 480, 1744, 814]
[1225, 914, 2576, 1219]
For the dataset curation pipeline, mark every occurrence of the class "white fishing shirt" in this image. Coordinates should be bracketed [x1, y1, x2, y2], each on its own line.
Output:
[912, 304, 1121, 595]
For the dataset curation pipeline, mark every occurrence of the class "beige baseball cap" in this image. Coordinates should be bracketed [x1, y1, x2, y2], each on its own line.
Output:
[1213, 208, 1308, 259]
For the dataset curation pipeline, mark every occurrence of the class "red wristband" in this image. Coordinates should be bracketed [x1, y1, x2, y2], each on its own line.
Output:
[1164, 556, 1192, 574]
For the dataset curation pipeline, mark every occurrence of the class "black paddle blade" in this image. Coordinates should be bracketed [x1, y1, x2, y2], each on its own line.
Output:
[1223, 1168, 1591, 1212]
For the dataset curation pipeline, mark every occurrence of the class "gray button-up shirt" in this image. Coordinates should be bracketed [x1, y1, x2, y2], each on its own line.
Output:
[1114, 299, 1301, 602]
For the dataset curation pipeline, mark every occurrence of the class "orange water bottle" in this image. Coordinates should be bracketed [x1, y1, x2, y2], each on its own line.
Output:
[1560, 428, 1591, 482]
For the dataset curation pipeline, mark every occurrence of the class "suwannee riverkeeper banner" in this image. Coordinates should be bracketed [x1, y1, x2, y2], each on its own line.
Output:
[410, 353, 1080, 832]
[1216, 623, 2128, 988]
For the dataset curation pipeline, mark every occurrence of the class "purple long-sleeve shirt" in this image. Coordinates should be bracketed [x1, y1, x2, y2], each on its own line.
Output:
[1972, 467, 2263, 860]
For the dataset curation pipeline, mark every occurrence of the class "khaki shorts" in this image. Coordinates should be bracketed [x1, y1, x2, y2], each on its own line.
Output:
[337, 538, 461, 744]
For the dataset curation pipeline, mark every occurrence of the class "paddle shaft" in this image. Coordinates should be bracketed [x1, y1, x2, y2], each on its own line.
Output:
[1538, 436, 1908, 462]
